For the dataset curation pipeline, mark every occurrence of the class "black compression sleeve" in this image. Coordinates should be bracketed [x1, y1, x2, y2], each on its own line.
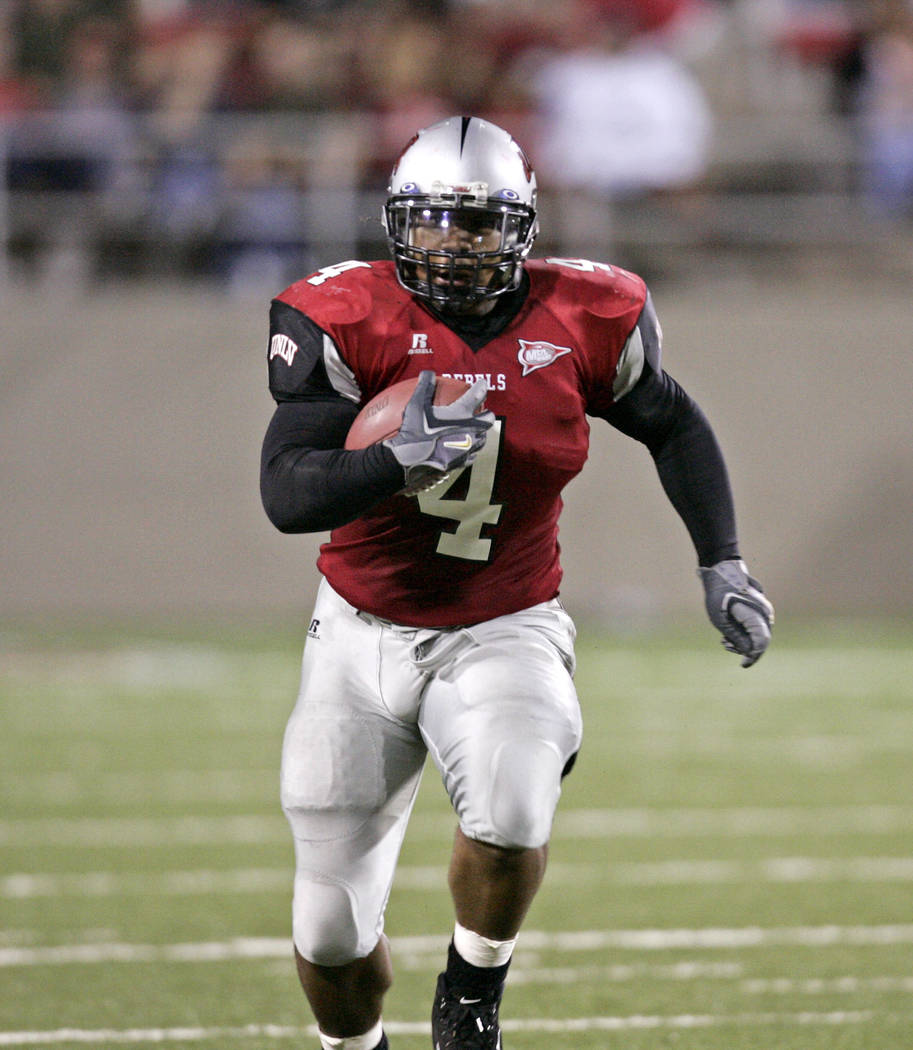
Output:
[260, 398, 406, 532]
[601, 369, 740, 566]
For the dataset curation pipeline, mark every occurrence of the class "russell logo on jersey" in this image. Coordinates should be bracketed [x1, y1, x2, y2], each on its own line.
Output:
[408, 333, 434, 355]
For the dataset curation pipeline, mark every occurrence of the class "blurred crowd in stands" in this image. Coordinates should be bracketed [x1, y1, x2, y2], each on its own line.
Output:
[2, 0, 913, 288]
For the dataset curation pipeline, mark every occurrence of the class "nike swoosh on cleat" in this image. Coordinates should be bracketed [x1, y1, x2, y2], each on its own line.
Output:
[459, 996, 482, 1005]
[442, 434, 473, 451]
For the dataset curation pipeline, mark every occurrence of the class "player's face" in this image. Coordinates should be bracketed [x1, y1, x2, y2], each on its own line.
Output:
[408, 208, 507, 309]
[410, 209, 503, 256]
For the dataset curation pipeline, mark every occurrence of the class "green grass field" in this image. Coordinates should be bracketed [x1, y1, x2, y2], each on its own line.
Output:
[2, 617, 912, 1049]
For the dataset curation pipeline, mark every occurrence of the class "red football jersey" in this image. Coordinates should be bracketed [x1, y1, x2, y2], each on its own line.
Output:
[275, 258, 649, 627]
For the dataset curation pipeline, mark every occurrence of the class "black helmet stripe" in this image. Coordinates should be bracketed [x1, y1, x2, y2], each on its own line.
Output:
[459, 116, 472, 153]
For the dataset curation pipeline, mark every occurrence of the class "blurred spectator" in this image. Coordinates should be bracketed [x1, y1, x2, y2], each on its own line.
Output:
[130, 4, 252, 275]
[360, 1, 565, 182]
[6, 5, 139, 280]
[215, 130, 311, 293]
[850, 0, 913, 219]
[53, 18, 138, 184]
[132, 4, 241, 138]
[145, 139, 222, 273]
[8, 1, 136, 185]
[0, 8, 40, 116]
[584, 0, 708, 39]
[772, 0, 858, 67]
[525, 2, 712, 258]
[356, 1, 454, 183]
[12, 0, 95, 103]
[445, 0, 564, 144]
[129, 1, 368, 278]
[243, 7, 358, 111]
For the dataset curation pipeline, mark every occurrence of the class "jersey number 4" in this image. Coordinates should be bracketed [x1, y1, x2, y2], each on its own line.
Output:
[417, 420, 503, 561]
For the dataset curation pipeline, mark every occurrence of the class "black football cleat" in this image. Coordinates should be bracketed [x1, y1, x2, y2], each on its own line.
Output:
[431, 972, 503, 1050]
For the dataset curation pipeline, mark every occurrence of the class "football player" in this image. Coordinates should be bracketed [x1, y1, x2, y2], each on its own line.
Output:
[260, 116, 773, 1050]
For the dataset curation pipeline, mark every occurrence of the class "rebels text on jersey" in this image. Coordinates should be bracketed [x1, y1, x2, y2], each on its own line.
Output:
[268, 258, 655, 627]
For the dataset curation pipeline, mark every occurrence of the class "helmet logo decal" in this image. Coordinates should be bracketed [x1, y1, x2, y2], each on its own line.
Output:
[512, 141, 535, 183]
[517, 339, 573, 376]
[391, 133, 420, 178]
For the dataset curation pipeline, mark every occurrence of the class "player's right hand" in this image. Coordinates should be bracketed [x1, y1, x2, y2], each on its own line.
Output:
[384, 371, 494, 494]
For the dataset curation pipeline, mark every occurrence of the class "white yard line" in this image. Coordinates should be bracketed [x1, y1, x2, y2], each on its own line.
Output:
[4, 924, 913, 968]
[0, 816, 286, 847]
[0, 868, 289, 899]
[5, 855, 913, 900]
[0, 1012, 883, 1045]
[0, 938, 289, 967]
[509, 960, 745, 984]
[742, 976, 913, 994]
[552, 803, 913, 839]
[4, 804, 913, 847]
[0, 770, 277, 806]
[510, 924, 913, 951]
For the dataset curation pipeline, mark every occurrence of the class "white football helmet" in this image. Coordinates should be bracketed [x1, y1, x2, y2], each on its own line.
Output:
[384, 116, 538, 310]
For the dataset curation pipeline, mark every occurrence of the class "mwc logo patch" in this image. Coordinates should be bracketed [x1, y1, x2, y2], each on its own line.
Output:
[517, 339, 573, 376]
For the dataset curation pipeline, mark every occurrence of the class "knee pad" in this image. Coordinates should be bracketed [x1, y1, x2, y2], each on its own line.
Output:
[484, 738, 563, 849]
[292, 872, 363, 966]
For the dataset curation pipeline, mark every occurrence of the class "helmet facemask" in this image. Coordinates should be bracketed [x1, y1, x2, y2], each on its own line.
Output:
[384, 193, 537, 311]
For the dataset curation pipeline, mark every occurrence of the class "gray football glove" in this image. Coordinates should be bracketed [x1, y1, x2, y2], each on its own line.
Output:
[383, 371, 494, 495]
[699, 558, 774, 668]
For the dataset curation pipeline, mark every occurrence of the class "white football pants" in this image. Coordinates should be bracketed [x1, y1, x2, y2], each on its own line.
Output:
[280, 578, 583, 965]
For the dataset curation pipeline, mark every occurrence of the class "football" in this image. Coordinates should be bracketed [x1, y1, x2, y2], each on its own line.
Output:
[344, 375, 474, 449]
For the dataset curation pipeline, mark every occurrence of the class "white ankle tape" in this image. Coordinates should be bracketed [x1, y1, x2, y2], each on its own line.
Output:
[318, 1020, 383, 1050]
[453, 922, 517, 968]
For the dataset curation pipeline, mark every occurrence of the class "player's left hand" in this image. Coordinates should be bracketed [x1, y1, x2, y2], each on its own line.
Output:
[699, 559, 774, 668]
